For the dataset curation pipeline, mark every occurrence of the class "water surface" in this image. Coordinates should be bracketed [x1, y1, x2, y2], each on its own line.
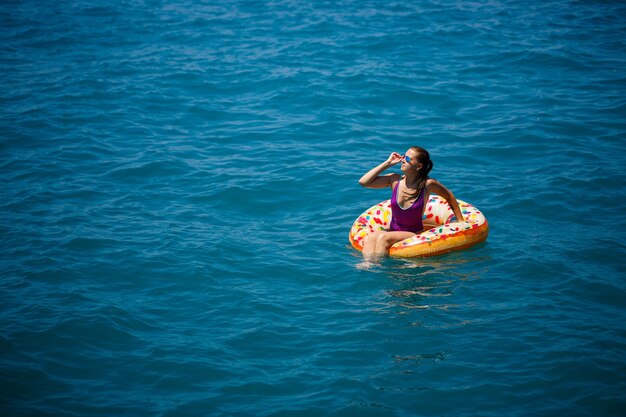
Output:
[1, 0, 626, 415]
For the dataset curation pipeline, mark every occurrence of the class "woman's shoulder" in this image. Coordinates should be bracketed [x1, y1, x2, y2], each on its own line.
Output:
[425, 178, 439, 187]
[390, 173, 403, 186]
[389, 173, 403, 182]
[424, 178, 445, 193]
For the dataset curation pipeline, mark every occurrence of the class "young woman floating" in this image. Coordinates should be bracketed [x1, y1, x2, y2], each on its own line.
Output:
[358, 146, 465, 258]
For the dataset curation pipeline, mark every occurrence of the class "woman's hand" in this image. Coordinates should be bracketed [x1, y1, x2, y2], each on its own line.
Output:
[386, 152, 403, 166]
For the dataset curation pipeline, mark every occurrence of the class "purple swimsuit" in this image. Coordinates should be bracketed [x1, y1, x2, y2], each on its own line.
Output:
[389, 182, 425, 233]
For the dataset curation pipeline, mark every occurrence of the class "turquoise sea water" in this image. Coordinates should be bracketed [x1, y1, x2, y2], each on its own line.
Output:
[2, 0, 626, 415]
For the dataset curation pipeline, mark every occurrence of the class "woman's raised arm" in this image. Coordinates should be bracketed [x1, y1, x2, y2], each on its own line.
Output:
[359, 152, 403, 189]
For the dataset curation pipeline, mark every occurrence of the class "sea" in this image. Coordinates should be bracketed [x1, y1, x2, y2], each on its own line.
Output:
[1, 0, 625, 416]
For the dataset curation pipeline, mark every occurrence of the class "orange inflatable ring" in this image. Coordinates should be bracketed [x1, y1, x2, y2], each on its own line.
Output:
[349, 195, 489, 258]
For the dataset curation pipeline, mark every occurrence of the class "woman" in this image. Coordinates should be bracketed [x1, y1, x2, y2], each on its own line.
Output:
[358, 146, 465, 257]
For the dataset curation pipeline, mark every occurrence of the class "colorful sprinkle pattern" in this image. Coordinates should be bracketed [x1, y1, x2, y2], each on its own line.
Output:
[349, 196, 489, 258]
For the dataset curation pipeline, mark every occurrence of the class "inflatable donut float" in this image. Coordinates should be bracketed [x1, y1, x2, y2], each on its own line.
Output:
[349, 196, 488, 258]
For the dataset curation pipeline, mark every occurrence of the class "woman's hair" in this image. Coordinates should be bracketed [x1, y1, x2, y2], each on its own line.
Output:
[409, 146, 433, 195]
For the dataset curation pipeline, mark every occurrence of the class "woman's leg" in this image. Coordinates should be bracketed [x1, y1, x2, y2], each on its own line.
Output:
[362, 231, 384, 257]
[374, 231, 415, 255]
[363, 230, 415, 257]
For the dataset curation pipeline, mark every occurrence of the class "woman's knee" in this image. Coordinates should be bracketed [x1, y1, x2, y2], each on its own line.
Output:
[375, 232, 394, 250]
[363, 231, 380, 247]
[375, 232, 391, 243]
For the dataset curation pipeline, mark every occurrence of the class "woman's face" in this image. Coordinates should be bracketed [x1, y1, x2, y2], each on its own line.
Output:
[401, 149, 422, 172]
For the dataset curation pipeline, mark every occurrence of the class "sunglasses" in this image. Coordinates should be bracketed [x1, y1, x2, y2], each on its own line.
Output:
[404, 155, 412, 163]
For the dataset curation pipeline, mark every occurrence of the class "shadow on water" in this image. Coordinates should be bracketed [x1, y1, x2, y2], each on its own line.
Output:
[390, 257, 489, 310]
[341, 249, 496, 405]
[351, 244, 492, 311]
